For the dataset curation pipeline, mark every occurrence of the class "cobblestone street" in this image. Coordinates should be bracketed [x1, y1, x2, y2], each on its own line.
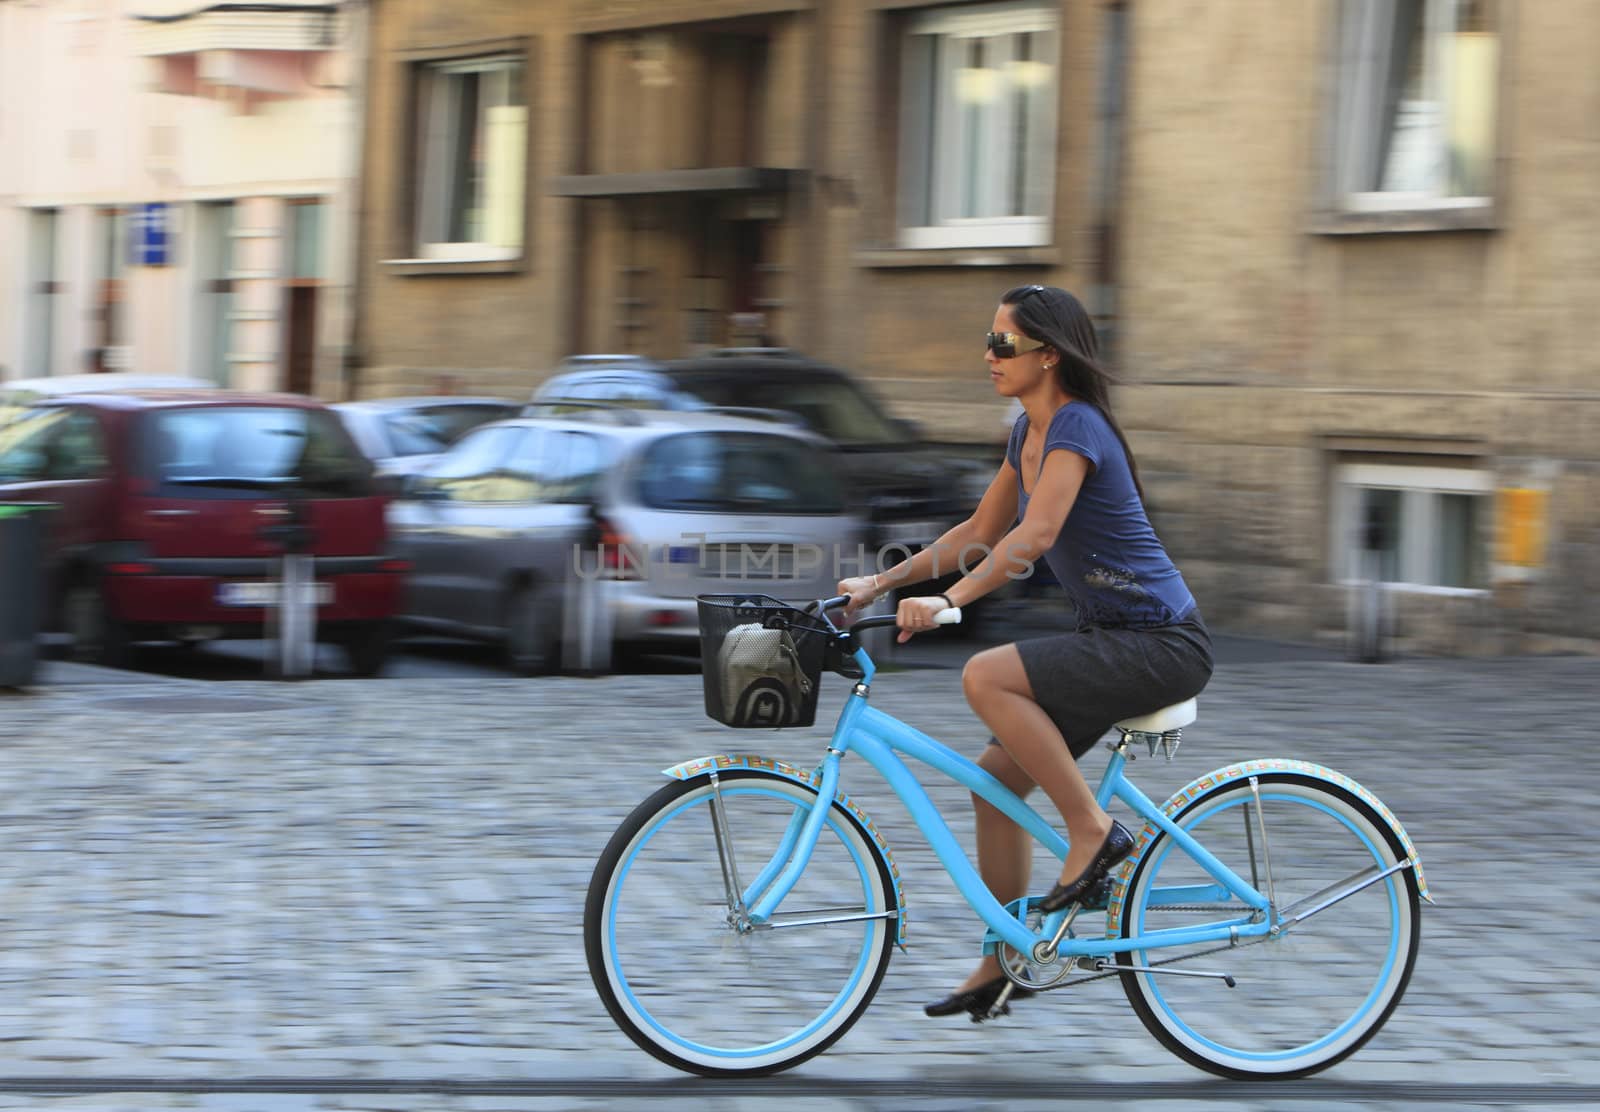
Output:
[0, 644, 1597, 1110]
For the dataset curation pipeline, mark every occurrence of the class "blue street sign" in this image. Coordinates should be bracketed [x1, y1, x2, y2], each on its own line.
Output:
[131, 202, 171, 267]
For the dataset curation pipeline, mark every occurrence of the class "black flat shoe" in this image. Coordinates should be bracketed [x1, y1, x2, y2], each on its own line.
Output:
[923, 975, 1034, 1021]
[1039, 820, 1135, 913]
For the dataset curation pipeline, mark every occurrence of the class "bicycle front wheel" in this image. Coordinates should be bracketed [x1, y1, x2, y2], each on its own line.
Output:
[584, 769, 898, 1076]
[1119, 772, 1420, 1079]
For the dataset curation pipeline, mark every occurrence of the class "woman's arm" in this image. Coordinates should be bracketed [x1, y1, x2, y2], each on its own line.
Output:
[942, 449, 1087, 609]
[887, 449, 1087, 641]
[839, 458, 1021, 610]
[947, 448, 1088, 608]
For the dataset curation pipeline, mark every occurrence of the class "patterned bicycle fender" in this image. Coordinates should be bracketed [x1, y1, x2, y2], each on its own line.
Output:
[1105, 758, 1432, 940]
[663, 754, 908, 945]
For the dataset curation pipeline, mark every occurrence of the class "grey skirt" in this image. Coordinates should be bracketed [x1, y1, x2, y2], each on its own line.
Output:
[1006, 611, 1214, 759]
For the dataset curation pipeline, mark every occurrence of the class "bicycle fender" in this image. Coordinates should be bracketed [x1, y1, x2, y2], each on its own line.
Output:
[1104, 758, 1432, 940]
[663, 754, 908, 945]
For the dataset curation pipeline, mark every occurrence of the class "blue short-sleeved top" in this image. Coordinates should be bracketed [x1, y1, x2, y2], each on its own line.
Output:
[1007, 403, 1195, 629]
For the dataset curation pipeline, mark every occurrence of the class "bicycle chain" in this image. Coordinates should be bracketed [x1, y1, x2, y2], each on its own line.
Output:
[1032, 941, 1243, 991]
[1002, 902, 1263, 992]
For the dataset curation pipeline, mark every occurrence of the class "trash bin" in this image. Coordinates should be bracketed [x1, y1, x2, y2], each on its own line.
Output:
[0, 503, 54, 689]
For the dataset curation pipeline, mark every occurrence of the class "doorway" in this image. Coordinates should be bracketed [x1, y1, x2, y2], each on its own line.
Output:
[283, 286, 318, 395]
[282, 198, 324, 395]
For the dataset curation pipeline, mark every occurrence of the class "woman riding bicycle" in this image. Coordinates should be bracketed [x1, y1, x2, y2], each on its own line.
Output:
[839, 284, 1214, 1021]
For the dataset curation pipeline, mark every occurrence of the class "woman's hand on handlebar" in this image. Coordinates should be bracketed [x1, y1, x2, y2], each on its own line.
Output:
[895, 596, 949, 643]
[837, 574, 881, 616]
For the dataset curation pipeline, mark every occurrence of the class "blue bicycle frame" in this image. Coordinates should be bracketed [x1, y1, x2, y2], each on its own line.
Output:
[741, 640, 1272, 961]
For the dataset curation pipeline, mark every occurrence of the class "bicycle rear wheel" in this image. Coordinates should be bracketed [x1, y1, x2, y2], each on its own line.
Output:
[584, 769, 898, 1076]
[1118, 772, 1420, 1078]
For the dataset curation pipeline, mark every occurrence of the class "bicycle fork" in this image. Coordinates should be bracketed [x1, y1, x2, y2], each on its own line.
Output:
[707, 755, 898, 934]
[707, 771, 751, 930]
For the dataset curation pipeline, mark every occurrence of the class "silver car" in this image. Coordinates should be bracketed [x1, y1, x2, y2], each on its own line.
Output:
[386, 409, 865, 674]
[333, 396, 520, 478]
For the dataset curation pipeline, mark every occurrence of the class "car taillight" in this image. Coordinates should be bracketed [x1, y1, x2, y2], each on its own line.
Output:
[106, 562, 155, 575]
[595, 516, 644, 581]
[379, 558, 411, 573]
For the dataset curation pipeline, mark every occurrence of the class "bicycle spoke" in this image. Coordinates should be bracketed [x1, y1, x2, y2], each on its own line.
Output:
[588, 772, 895, 1075]
[1279, 859, 1414, 927]
[1119, 775, 1419, 1079]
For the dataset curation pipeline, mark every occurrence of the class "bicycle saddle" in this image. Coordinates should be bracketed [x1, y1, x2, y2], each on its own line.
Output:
[1114, 698, 1197, 734]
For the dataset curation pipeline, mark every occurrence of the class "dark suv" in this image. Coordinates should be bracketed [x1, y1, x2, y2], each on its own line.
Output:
[0, 389, 405, 673]
[532, 350, 994, 564]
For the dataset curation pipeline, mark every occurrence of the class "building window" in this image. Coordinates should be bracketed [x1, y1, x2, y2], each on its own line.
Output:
[413, 54, 527, 261]
[194, 201, 235, 384]
[95, 207, 128, 368]
[1332, 0, 1497, 212]
[24, 209, 60, 377]
[1333, 462, 1491, 591]
[896, 1, 1059, 249]
[289, 199, 325, 279]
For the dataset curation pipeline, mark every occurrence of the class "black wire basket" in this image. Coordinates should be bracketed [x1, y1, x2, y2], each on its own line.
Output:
[697, 594, 833, 728]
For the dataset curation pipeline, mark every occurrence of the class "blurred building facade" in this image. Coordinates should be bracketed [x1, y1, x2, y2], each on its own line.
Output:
[0, 0, 367, 394]
[307, 0, 1596, 653]
[1116, 0, 1593, 656]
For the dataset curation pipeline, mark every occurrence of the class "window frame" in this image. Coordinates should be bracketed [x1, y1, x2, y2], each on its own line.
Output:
[892, 0, 1061, 251]
[1330, 460, 1492, 594]
[388, 38, 535, 275]
[1314, 0, 1506, 234]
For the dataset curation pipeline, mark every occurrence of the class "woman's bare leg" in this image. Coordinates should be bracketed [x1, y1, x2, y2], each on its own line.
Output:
[952, 744, 1036, 993]
[962, 645, 1113, 889]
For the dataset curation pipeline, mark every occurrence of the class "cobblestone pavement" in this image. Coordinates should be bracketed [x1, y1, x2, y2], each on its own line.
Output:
[1, 645, 1598, 1111]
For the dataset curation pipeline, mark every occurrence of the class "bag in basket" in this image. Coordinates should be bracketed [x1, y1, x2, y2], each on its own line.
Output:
[717, 622, 814, 728]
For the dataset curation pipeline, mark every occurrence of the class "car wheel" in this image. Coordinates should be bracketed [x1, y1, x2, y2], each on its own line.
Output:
[505, 583, 561, 676]
[338, 620, 393, 678]
[63, 577, 133, 670]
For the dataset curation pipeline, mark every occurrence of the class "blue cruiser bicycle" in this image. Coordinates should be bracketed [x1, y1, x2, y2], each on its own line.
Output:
[584, 595, 1428, 1079]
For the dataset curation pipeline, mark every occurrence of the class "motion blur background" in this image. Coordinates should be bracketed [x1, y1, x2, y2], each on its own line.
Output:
[2, 0, 1591, 658]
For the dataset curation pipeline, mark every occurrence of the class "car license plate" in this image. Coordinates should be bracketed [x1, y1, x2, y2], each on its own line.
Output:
[217, 581, 333, 607]
[696, 543, 800, 579]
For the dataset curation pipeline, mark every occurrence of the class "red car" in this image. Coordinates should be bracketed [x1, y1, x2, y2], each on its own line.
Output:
[0, 388, 405, 673]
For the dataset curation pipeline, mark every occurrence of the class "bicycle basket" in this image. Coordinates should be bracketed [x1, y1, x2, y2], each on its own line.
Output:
[697, 594, 831, 728]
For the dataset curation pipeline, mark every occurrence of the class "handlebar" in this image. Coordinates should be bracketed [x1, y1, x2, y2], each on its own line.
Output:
[807, 595, 962, 634]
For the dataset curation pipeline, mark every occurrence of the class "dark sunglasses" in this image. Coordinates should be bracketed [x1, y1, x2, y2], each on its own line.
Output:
[986, 331, 1046, 359]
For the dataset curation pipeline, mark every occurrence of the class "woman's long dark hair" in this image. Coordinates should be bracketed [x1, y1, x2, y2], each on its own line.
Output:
[1001, 284, 1144, 499]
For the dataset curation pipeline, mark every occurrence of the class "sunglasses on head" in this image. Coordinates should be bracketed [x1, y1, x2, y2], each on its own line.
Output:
[986, 332, 1046, 359]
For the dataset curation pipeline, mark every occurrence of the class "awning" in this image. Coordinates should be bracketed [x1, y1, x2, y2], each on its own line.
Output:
[548, 167, 808, 198]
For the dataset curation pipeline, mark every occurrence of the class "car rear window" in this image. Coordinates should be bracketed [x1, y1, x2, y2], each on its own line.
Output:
[637, 432, 845, 515]
[674, 375, 908, 447]
[382, 404, 515, 456]
[143, 406, 375, 497]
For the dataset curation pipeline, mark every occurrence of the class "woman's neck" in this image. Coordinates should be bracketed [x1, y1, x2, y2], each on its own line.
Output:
[1021, 383, 1074, 430]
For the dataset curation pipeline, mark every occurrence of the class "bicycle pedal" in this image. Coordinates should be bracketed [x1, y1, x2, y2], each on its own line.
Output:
[971, 1001, 1010, 1023]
